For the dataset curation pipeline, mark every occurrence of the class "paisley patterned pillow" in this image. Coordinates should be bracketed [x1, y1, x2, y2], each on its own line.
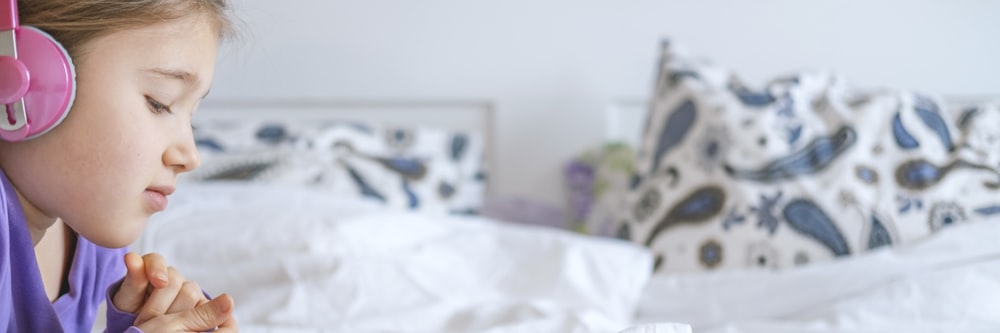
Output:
[621, 41, 1000, 273]
[184, 119, 487, 215]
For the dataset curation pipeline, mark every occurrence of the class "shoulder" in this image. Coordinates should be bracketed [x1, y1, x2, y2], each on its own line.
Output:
[0, 168, 22, 259]
[0, 169, 27, 329]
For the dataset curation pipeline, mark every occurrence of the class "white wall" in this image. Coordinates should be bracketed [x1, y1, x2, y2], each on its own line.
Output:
[209, 0, 1000, 207]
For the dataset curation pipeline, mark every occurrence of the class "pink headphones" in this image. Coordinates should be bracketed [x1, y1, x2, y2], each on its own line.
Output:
[0, 0, 75, 142]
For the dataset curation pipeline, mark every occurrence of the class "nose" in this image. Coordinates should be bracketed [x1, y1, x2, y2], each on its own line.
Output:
[163, 125, 201, 173]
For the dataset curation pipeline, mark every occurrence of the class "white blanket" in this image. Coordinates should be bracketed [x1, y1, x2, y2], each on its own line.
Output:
[136, 183, 675, 333]
[106, 182, 1000, 333]
[635, 217, 1000, 333]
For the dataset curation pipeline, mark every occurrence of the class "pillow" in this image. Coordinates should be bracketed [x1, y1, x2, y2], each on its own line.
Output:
[185, 118, 487, 215]
[621, 41, 1000, 273]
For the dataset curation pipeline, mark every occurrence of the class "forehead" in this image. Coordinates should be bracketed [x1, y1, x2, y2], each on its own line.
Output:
[76, 13, 220, 85]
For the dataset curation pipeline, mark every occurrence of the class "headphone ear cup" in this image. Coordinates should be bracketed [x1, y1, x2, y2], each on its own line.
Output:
[0, 26, 76, 142]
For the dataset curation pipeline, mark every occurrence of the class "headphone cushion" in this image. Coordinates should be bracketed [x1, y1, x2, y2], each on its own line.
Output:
[1, 26, 76, 141]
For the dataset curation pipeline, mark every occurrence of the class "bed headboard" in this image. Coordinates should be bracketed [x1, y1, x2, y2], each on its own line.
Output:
[195, 98, 498, 192]
[603, 98, 650, 149]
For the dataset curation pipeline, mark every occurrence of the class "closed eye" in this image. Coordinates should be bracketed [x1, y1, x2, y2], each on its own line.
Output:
[145, 96, 173, 114]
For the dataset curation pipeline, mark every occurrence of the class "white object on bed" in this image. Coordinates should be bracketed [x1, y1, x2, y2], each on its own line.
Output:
[133, 183, 656, 333]
[617, 323, 692, 333]
[634, 218, 1000, 332]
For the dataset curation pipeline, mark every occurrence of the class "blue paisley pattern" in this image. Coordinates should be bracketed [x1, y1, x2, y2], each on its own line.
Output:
[913, 95, 954, 151]
[438, 182, 456, 199]
[725, 126, 856, 182]
[975, 206, 1000, 216]
[895, 159, 1000, 191]
[892, 112, 920, 149]
[958, 107, 981, 130]
[187, 120, 487, 215]
[451, 134, 469, 161]
[255, 124, 289, 144]
[204, 161, 276, 181]
[624, 41, 1000, 273]
[373, 156, 428, 180]
[195, 138, 225, 152]
[402, 180, 419, 209]
[347, 165, 386, 202]
[782, 199, 851, 257]
[728, 81, 776, 106]
[643, 186, 725, 246]
[855, 166, 879, 184]
[750, 192, 783, 235]
[650, 99, 697, 174]
[867, 215, 893, 250]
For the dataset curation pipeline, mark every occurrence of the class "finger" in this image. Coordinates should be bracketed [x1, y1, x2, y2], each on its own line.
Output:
[214, 313, 239, 333]
[166, 281, 207, 314]
[142, 253, 170, 288]
[136, 294, 235, 332]
[180, 293, 234, 332]
[135, 267, 184, 326]
[112, 252, 149, 313]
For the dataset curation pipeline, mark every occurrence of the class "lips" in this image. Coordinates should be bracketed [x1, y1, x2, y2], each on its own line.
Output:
[145, 185, 175, 212]
[147, 185, 176, 196]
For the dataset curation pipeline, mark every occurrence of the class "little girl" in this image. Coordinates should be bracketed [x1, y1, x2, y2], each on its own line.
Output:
[1, 0, 238, 331]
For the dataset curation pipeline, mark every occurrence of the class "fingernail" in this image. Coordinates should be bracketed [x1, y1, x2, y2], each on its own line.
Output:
[155, 272, 168, 283]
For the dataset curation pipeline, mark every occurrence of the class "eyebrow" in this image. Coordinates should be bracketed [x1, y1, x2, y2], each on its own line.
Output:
[146, 68, 211, 99]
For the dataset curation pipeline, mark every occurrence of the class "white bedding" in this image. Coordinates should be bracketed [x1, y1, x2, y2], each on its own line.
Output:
[136, 183, 672, 333]
[635, 217, 1000, 333]
[129, 182, 1000, 333]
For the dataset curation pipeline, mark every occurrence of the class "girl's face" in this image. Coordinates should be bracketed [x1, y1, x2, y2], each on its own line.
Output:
[0, 13, 219, 248]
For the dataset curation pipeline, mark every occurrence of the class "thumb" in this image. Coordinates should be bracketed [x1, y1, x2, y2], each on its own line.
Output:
[112, 252, 149, 313]
[179, 294, 235, 331]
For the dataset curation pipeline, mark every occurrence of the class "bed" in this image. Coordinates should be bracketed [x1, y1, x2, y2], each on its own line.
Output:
[109, 100, 682, 333]
[101, 40, 1000, 333]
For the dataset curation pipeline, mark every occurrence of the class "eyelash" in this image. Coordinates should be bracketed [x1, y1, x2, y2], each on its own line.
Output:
[145, 96, 173, 114]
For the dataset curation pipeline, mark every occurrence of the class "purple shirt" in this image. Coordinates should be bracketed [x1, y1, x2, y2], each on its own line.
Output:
[0, 170, 141, 332]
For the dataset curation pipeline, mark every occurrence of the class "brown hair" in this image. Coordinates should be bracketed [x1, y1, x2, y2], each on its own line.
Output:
[17, 0, 235, 61]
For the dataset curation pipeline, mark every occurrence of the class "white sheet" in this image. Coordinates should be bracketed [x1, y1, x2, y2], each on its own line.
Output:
[634, 217, 1000, 333]
[136, 183, 666, 333]
[101, 182, 1000, 333]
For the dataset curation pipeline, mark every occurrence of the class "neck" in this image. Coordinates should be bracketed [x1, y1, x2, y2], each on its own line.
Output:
[14, 190, 60, 245]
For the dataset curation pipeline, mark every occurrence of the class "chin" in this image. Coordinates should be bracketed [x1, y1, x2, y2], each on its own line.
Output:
[79, 220, 148, 249]
[86, 232, 141, 249]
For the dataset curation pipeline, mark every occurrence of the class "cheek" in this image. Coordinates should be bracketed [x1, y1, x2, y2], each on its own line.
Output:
[46, 122, 159, 198]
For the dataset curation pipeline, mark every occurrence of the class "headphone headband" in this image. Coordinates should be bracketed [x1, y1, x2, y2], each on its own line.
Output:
[1, 0, 17, 58]
[0, 0, 28, 139]
[1, 0, 16, 31]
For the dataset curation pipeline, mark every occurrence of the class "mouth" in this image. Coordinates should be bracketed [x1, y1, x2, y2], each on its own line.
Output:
[144, 186, 175, 212]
